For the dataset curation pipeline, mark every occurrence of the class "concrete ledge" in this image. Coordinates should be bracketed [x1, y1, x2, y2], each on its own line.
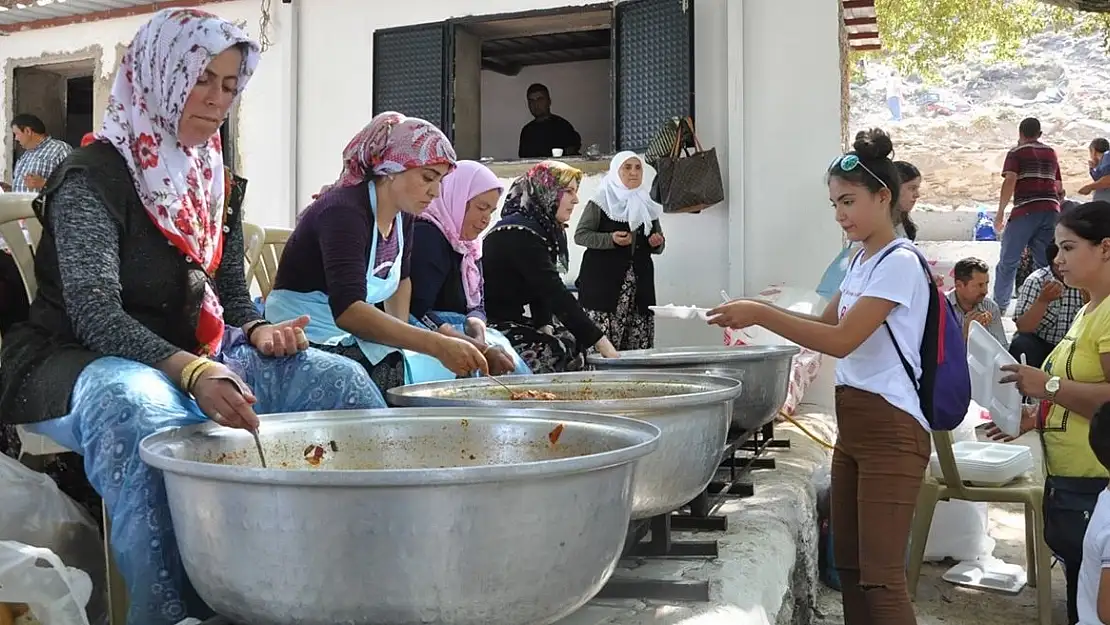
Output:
[557, 407, 837, 625]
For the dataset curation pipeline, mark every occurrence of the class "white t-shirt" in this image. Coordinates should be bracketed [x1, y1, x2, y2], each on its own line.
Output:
[834, 239, 931, 430]
[1078, 490, 1110, 625]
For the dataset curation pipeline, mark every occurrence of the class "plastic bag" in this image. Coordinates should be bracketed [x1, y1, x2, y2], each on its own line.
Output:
[0, 540, 92, 625]
[723, 285, 826, 415]
[973, 209, 997, 242]
[816, 245, 855, 300]
[923, 402, 995, 562]
[0, 454, 106, 624]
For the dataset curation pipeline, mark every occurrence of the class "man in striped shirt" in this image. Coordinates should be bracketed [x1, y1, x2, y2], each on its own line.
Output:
[993, 117, 1062, 313]
[10, 113, 72, 193]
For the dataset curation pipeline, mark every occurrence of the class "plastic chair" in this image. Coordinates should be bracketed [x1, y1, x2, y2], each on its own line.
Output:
[247, 226, 291, 299]
[0, 194, 128, 625]
[242, 221, 265, 286]
[906, 430, 1051, 625]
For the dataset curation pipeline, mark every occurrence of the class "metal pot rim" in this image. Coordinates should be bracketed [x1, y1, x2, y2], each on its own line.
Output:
[139, 408, 661, 487]
[585, 344, 800, 366]
[386, 372, 743, 411]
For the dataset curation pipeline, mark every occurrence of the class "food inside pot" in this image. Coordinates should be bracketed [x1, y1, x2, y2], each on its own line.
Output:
[510, 390, 559, 400]
[201, 422, 611, 471]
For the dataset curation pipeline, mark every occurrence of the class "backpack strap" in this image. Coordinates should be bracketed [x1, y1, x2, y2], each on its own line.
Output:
[868, 242, 937, 392]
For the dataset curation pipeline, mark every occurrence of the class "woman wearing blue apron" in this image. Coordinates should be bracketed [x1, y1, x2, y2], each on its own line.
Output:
[410, 160, 530, 376]
[264, 113, 491, 391]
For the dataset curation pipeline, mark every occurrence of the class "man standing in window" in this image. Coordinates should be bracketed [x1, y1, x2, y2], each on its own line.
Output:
[993, 117, 1061, 313]
[518, 83, 581, 159]
[10, 113, 72, 193]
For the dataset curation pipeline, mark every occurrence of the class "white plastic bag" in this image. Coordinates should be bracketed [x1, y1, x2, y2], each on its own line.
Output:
[923, 402, 995, 562]
[723, 285, 827, 415]
[0, 540, 92, 625]
[0, 454, 106, 623]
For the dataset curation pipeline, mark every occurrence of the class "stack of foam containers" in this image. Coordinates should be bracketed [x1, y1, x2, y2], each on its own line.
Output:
[929, 441, 1035, 486]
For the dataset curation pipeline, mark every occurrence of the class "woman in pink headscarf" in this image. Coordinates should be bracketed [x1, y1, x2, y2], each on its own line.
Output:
[265, 112, 492, 390]
[409, 160, 529, 375]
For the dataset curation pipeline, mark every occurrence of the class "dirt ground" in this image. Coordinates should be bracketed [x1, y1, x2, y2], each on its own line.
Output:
[814, 502, 1068, 625]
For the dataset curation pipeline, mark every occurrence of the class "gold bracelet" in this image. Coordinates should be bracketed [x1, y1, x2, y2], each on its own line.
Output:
[186, 361, 218, 392]
[180, 358, 214, 391]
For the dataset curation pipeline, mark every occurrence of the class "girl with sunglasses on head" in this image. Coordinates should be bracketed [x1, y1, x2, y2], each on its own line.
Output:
[708, 128, 932, 625]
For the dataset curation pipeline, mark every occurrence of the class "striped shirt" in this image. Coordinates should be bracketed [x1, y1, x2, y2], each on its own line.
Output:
[12, 137, 72, 193]
[1002, 141, 1061, 219]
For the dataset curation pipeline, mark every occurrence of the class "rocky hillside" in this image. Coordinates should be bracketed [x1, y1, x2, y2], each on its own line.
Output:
[849, 29, 1110, 212]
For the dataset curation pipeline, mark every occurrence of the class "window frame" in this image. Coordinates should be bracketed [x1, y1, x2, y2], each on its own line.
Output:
[368, 1, 695, 159]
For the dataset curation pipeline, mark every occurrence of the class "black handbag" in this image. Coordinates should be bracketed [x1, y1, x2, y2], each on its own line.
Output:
[648, 117, 724, 214]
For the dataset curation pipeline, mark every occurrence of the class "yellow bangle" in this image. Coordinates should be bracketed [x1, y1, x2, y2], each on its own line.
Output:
[186, 361, 218, 392]
[180, 358, 214, 391]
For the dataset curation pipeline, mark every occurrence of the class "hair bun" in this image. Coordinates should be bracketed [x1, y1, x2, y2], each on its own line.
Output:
[852, 128, 894, 161]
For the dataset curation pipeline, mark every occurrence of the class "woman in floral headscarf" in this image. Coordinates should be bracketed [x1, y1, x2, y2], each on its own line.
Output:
[483, 161, 619, 373]
[409, 160, 530, 376]
[265, 112, 490, 391]
[0, 9, 383, 624]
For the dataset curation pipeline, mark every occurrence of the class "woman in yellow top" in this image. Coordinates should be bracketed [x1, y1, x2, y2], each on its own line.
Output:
[993, 200, 1110, 625]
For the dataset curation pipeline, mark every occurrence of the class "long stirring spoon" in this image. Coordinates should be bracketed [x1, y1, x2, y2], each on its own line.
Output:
[250, 427, 267, 468]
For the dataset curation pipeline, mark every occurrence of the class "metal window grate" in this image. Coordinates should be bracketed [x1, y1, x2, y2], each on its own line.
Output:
[372, 24, 448, 131]
[614, 0, 694, 152]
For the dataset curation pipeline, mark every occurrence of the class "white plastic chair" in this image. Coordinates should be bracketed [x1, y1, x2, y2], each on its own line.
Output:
[0, 193, 127, 625]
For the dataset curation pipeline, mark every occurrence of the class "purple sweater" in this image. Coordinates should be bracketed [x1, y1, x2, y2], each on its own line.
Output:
[273, 182, 414, 319]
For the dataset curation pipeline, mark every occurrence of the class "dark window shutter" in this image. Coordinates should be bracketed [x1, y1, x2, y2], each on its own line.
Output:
[372, 23, 450, 133]
[613, 0, 694, 152]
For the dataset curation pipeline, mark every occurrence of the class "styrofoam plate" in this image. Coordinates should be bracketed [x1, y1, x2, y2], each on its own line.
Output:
[942, 558, 1026, 595]
[967, 321, 1023, 438]
[650, 304, 711, 321]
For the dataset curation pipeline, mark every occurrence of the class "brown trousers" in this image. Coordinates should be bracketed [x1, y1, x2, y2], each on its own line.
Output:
[832, 386, 930, 625]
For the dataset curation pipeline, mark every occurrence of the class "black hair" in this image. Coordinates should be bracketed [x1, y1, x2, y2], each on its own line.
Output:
[1046, 242, 1059, 266]
[1019, 117, 1041, 139]
[953, 257, 990, 283]
[1089, 402, 1110, 473]
[1057, 201, 1110, 245]
[894, 160, 921, 241]
[827, 128, 901, 221]
[10, 113, 46, 135]
[1092, 138, 1110, 154]
[526, 83, 549, 97]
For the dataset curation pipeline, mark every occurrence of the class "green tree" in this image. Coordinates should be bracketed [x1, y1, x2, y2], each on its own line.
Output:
[869, 0, 1110, 79]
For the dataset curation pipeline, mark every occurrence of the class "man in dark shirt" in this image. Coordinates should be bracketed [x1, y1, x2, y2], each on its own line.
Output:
[993, 117, 1062, 313]
[518, 83, 581, 159]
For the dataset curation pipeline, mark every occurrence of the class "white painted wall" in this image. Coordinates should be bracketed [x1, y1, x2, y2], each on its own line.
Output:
[2, 0, 844, 349]
[480, 60, 611, 160]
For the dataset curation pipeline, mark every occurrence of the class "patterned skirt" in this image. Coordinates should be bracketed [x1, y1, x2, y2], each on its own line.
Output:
[490, 322, 584, 374]
[583, 266, 655, 352]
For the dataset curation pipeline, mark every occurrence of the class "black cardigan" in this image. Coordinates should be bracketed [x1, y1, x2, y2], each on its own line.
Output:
[573, 201, 662, 313]
[409, 220, 486, 327]
[482, 224, 603, 348]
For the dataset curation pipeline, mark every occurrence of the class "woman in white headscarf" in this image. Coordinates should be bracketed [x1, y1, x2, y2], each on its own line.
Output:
[573, 151, 665, 351]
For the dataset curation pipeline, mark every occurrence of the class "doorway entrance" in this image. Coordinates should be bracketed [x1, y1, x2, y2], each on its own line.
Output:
[11, 59, 96, 166]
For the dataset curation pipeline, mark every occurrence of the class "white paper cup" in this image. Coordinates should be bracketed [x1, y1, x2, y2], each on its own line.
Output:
[551, 148, 564, 157]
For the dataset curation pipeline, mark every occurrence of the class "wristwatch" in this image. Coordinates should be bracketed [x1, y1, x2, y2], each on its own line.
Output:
[1045, 376, 1062, 402]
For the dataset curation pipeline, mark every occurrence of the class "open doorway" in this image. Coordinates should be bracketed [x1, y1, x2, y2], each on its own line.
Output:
[11, 59, 96, 167]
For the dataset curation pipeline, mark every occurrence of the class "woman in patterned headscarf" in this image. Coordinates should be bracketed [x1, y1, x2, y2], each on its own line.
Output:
[483, 161, 619, 373]
[265, 112, 490, 391]
[0, 9, 384, 624]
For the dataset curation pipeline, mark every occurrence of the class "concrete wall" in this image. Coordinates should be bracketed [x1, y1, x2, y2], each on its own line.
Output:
[1, 0, 845, 348]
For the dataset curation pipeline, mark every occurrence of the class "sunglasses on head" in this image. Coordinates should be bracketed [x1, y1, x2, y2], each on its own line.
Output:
[830, 154, 888, 189]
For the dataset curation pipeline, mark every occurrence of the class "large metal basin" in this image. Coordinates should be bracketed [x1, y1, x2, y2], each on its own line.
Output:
[387, 372, 742, 520]
[139, 408, 660, 625]
[587, 345, 799, 432]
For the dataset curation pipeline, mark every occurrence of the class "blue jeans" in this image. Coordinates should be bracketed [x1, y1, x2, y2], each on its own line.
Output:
[24, 329, 384, 624]
[993, 210, 1057, 312]
[887, 97, 901, 121]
